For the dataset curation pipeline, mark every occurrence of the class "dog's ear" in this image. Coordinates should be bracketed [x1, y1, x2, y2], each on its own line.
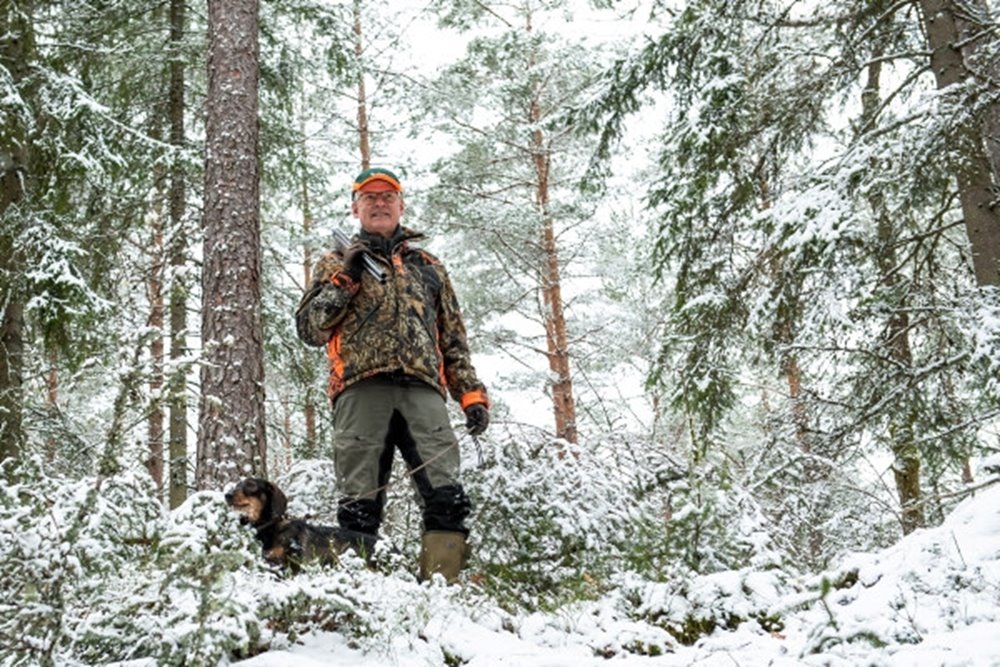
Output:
[267, 482, 288, 517]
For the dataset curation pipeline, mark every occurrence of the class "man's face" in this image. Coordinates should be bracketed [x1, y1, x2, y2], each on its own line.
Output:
[352, 187, 405, 238]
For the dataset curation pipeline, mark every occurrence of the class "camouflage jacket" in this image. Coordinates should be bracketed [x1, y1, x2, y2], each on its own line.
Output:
[295, 225, 489, 409]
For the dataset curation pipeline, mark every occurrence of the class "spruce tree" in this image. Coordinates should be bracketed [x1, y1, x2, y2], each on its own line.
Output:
[579, 0, 999, 560]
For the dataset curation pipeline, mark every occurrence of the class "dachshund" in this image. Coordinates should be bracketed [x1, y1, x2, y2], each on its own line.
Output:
[225, 477, 376, 571]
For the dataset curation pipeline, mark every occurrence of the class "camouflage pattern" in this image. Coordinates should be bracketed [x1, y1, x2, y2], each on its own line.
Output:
[295, 225, 489, 408]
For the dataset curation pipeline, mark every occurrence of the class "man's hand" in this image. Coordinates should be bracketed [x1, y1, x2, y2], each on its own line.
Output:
[341, 242, 367, 281]
[464, 404, 490, 436]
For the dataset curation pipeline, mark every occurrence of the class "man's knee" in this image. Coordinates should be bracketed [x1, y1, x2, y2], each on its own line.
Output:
[423, 484, 472, 534]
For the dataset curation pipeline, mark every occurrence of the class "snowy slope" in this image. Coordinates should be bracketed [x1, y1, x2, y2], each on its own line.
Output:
[235, 483, 1000, 666]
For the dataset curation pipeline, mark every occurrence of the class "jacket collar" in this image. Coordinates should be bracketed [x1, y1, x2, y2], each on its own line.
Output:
[358, 225, 425, 256]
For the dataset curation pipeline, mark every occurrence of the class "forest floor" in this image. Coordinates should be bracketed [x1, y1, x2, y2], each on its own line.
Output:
[226, 484, 1000, 667]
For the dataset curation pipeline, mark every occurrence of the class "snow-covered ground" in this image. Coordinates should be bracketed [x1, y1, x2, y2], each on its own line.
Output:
[235, 483, 1000, 667]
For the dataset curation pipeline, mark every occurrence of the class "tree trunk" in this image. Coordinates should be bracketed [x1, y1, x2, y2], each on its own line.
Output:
[148, 204, 166, 496]
[781, 350, 810, 451]
[526, 22, 577, 445]
[891, 441, 924, 534]
[862, 52, 925, 534]
[953, 0, 1000, 177]
[0, 5, 32, 465]
[759, 156, 825, 561]
[44, 350, 58, 460]
[0, 276, 25, 465]
[280, 395, 293, 475]
[168, 0, 189, 508]
[197, 0, 267, 489]
[759, 172, 812, 455]
[147, 39, 167, 496]
[919, 0, 1000, 286]
[353, 0, 371, 169]
[949, 0, 1000, 442]
[537, 184, 577, 445]
[301, 158, 317, 456]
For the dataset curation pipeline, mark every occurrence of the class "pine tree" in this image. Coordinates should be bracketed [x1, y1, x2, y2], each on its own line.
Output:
[197, 0, 267, 487]
[0, 1, 32, 464]
[421, 0, 613, 445]
[918, 0, 1000, 287]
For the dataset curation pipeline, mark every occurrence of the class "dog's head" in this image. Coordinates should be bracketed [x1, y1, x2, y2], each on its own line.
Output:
[224, 478, 287, 526]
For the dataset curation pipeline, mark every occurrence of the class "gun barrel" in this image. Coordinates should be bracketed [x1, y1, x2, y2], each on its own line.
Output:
[332, 229, 387, 283]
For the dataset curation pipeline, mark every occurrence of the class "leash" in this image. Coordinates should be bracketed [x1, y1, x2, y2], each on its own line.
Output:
[470, 433, 484, 467]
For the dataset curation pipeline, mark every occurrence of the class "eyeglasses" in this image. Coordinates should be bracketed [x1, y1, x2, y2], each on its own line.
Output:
[356, 191, 401, 204]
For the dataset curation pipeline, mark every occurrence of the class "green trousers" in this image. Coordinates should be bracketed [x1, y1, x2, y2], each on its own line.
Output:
[331, 375, 470, 535]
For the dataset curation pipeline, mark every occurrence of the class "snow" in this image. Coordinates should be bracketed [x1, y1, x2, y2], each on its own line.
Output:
[225, 484, 1000, 666]
[18, 467, 992, 666]
[235, 633, 371, 667]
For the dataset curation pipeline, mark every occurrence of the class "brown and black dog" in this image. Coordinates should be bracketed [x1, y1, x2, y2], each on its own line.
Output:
[225, 477, 375, 571]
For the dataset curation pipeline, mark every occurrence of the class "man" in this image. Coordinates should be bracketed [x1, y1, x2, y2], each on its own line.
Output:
[295, 166, 490, 582]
